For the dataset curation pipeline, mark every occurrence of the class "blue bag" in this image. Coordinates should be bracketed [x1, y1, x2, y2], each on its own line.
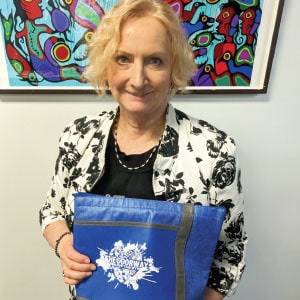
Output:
[73, 192, 225, 300]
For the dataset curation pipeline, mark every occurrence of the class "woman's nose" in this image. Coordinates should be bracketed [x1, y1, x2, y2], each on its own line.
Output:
[130, 62, 147, 88]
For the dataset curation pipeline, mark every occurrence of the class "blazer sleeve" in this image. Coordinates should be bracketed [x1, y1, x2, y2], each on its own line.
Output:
[39, 120, 83, 232]
[207, 135, 248, 296]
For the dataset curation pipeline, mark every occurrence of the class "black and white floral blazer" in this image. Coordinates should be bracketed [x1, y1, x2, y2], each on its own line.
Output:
[40, 103, 247, 296]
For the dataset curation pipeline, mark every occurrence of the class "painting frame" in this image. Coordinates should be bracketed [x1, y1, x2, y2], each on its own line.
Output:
[0, 0, 284, 95]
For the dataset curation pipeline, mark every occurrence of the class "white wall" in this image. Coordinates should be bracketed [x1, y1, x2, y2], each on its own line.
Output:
[0, 1, 298, 299]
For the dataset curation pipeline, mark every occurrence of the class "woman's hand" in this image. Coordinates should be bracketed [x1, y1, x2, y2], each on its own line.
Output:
[58, 234, 96, 285]
[203, 287, 224, 300]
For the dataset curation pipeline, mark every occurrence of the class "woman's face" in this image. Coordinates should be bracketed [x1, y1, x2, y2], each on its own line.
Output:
[107, 16, 172, 118]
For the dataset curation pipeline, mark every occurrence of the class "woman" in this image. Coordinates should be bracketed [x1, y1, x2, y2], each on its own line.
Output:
[39, 0, 247, 299]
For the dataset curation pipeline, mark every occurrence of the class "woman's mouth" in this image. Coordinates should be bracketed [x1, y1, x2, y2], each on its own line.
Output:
[126, 90, 153, 98]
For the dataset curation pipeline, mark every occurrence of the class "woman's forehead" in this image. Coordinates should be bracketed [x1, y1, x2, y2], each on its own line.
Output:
[117, 17, 171, 54]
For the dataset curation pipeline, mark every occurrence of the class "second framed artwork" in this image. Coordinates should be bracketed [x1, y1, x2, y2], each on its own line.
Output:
[0, 0, 284, 94]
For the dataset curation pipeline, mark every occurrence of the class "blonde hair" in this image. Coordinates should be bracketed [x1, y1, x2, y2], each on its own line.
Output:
[85, 0, 196, 97]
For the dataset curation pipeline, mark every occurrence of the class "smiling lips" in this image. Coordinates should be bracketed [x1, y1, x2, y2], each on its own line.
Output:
[125, 90, 153, 98]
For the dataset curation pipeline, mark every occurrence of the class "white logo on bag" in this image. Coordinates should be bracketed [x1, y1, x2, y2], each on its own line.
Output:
[96, 240, 161, 290]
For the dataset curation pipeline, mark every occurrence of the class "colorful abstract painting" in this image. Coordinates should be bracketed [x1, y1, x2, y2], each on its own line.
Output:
[0, 0, 283, 92]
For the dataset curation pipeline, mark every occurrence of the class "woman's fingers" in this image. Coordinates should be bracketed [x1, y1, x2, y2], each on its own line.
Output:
[64, 241, 91, 264]
[62, 266, 93, 285]
[61, 257, 96, 284]
[59, 237, 96, 284]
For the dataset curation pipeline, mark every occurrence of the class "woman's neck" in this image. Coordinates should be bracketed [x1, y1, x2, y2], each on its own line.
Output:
[115, 108, 166, 155]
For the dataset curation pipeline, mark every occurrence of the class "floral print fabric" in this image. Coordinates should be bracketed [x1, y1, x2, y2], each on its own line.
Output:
[39, 104, 247, 296]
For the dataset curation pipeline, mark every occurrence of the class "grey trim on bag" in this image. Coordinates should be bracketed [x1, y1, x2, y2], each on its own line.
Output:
[73, 220, 178, 231]
[175, 203, 195, 300]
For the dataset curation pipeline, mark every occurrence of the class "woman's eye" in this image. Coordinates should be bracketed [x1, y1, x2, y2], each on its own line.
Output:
[149, 57, 163, 66]
[116, 56, 129, 65]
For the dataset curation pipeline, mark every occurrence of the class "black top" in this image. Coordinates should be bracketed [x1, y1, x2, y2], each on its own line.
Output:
[91, 129, 165, 200]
